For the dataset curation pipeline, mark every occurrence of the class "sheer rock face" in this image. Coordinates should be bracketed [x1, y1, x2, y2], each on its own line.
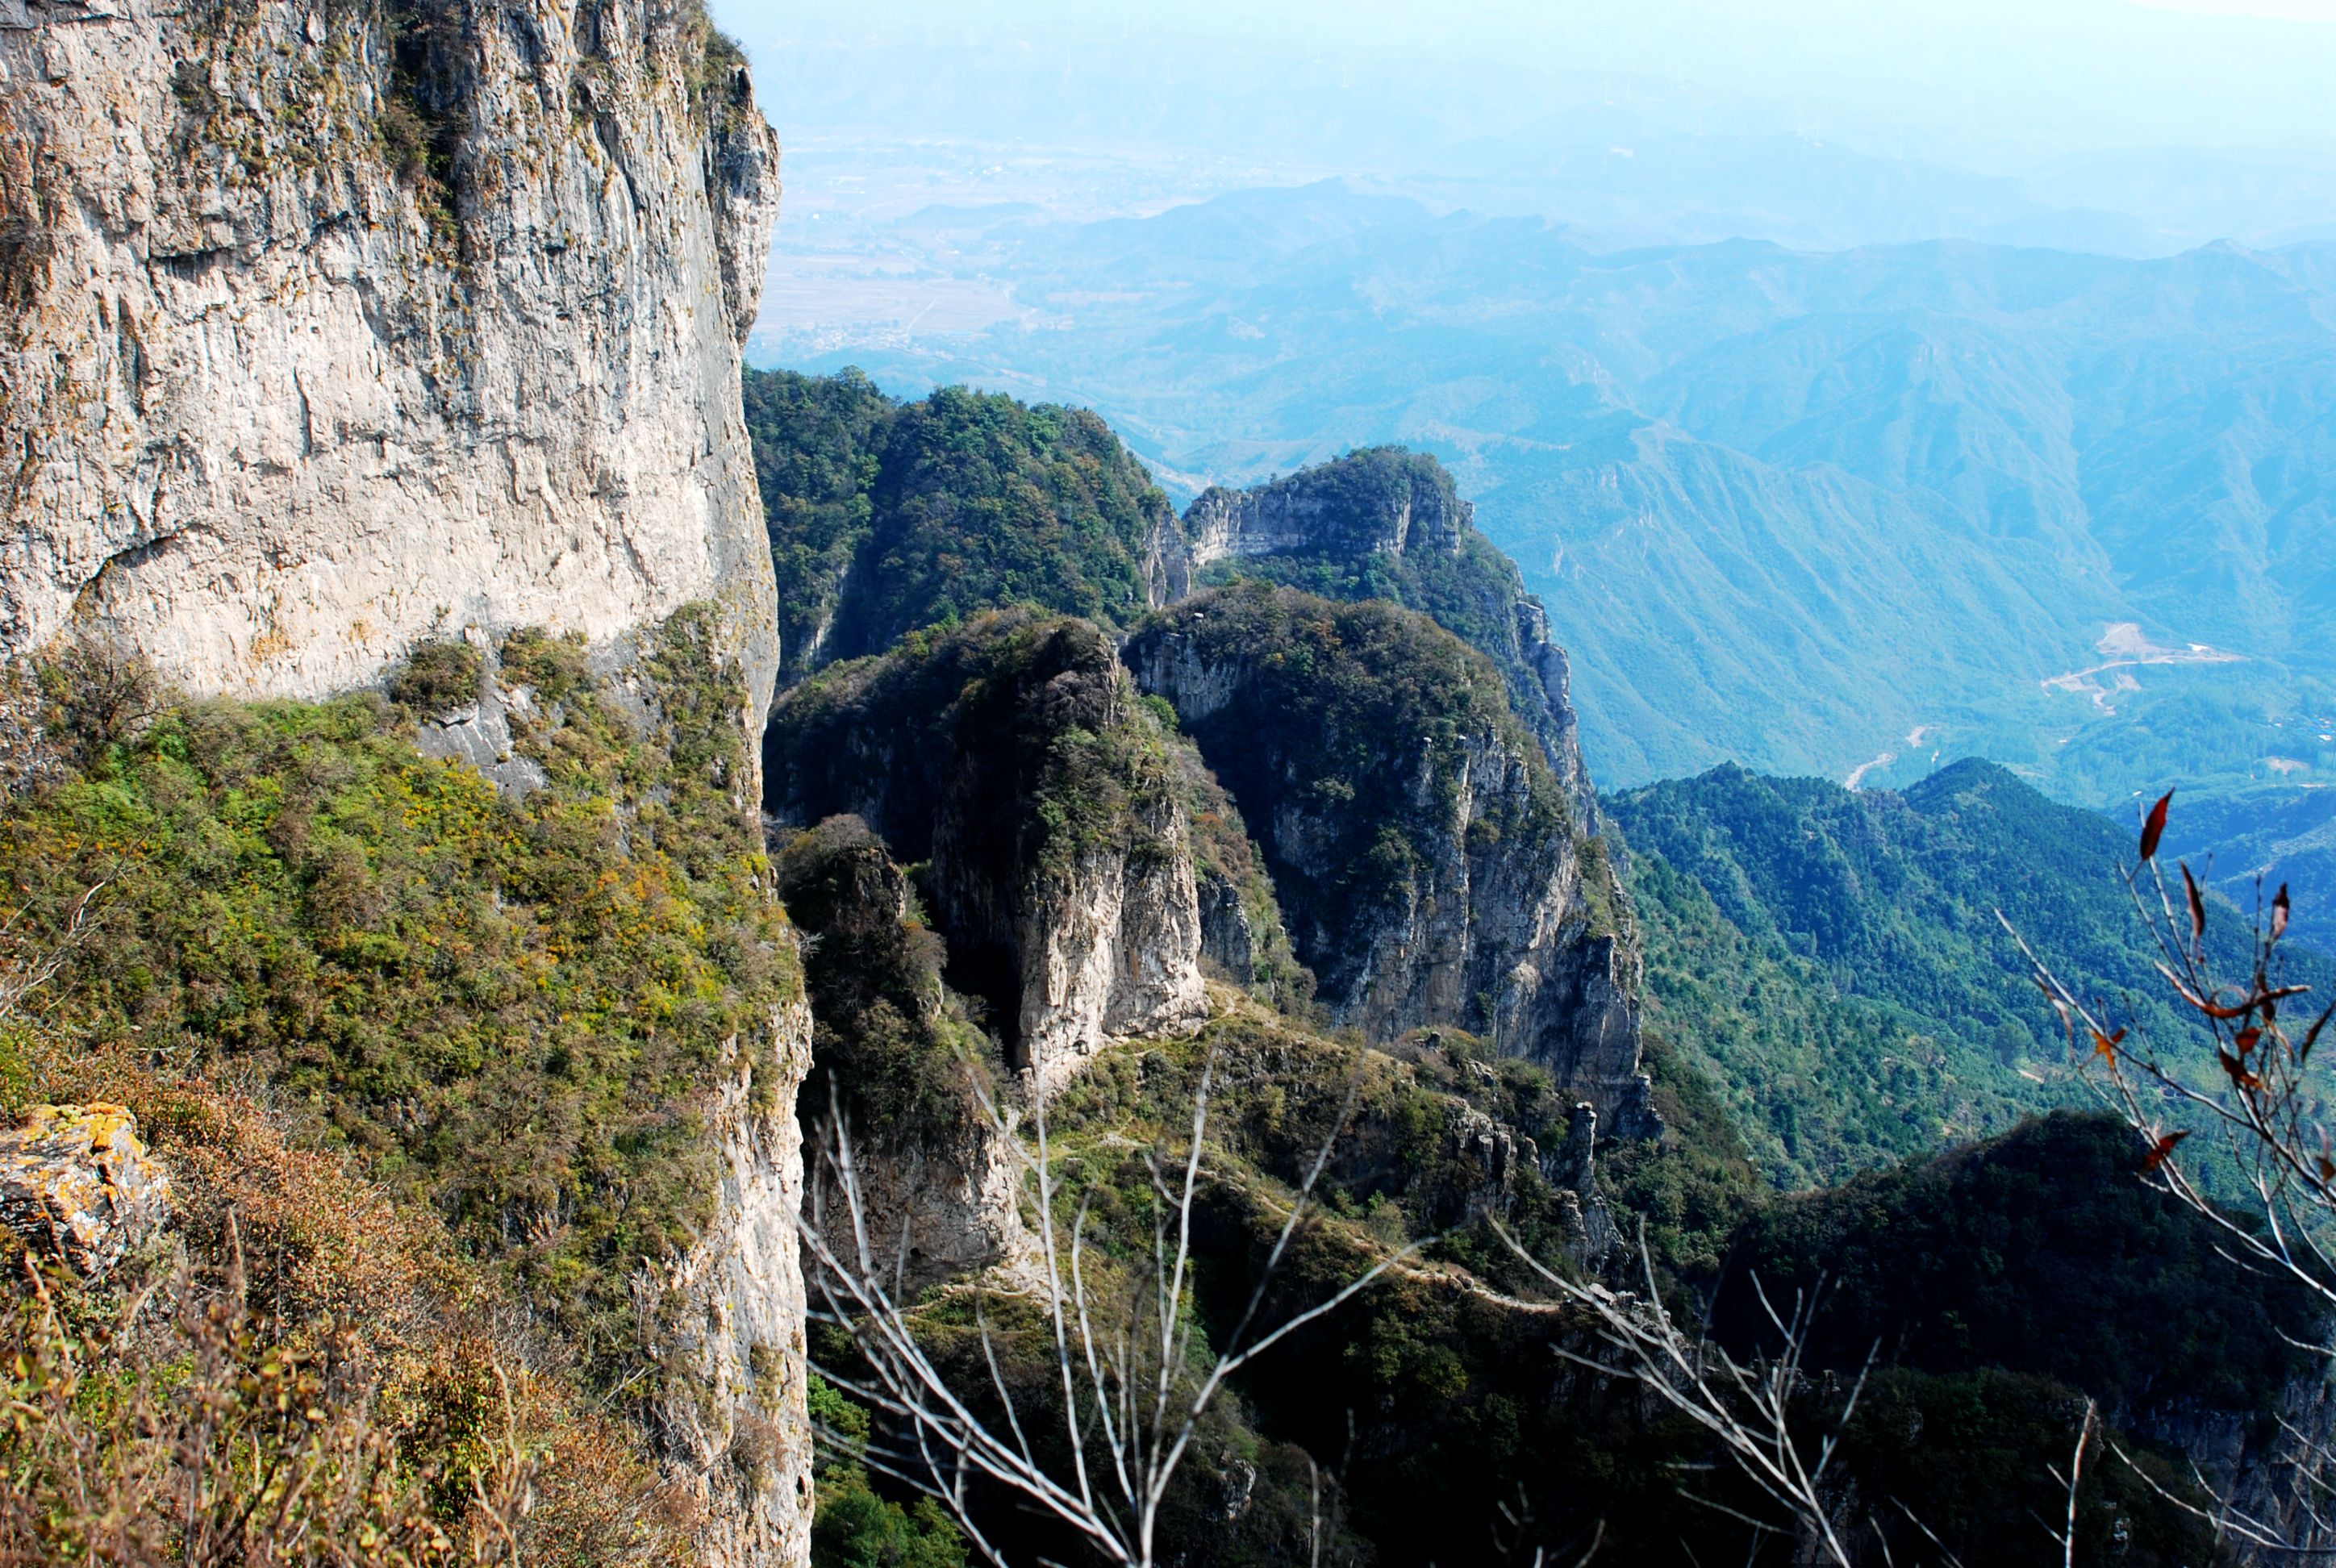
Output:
[1128, 588, 1656, 1136]
[765, 615, 1208, 1092]
[0, 0, 781, 717]
[648, 1005, 816, 1568]
[1512, 595, 1593, 809]
[3, 6, 807, 1559]
[1178, 454, 1466, 578]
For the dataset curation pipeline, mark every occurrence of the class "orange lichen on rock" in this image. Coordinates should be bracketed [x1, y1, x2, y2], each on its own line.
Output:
[0, 1101, 171, 1278]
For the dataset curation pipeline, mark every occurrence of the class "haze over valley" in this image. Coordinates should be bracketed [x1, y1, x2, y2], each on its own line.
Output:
[9, 2, 2336, 1563]
[721, 0, 2336, 911]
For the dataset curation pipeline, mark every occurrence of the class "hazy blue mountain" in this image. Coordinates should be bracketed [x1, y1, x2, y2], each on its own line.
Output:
[767, 184, 2336, 865]
[718, 3, 2336, 256]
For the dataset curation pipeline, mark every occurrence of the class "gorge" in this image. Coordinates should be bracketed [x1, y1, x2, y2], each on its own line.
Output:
[0, 6, 2329, 1566]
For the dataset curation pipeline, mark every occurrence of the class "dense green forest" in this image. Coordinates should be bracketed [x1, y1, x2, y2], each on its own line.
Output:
[735, 372, 2336, 1567]
[1611, 758, 2336, 1187]
[741, 369, 1174, 678]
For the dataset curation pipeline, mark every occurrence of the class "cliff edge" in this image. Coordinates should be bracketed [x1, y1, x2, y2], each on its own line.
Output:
[1, 3, 806, 1561]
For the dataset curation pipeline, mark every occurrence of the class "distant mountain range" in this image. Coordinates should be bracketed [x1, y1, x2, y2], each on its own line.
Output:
[764, 181, 2336, 910]
[724, 10, 2336, 256]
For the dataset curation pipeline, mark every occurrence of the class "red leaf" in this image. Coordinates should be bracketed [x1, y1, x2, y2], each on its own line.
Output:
[2142, 1130, 2192, 1172]
[2318, 1156, 2334, 1185]
[2235, 1027, 2263, 1055]
[2090, 1028, 2126, 1062]
[2220, 1049, 2263, 1091]
[2156, 964, 2311, 1020]
[2273, 885, 2292, 945]
[2140, 790, 2174, 861]
[2305, 999, 2336, 1063]
[2183, 863, 2207, 948]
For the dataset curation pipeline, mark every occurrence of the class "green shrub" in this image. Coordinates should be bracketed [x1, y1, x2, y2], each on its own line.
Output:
[386, 636, 484, 715]
[807, 1376, 968, 1568]
[33, 627, 161, 770]
[0, 607, 796, 1384]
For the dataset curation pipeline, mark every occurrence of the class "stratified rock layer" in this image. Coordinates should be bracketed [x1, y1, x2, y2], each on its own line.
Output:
[0, 0, 781, 712]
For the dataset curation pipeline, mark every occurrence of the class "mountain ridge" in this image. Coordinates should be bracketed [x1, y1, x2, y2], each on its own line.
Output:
[773, 183, 2336, 821]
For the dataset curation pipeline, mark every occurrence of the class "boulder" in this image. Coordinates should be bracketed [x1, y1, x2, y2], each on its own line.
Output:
[0, 1103, 170, 1279]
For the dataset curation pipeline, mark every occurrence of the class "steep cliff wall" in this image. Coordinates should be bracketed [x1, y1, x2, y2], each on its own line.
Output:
[2, 8, 806, 1556]
[0, 0, 781, 712]
[650, 1002, 817, 1568]
[765, 612, 1208, 1090]
[1128, 583, 1654, 1133]
[1178, 446, 1465, 572]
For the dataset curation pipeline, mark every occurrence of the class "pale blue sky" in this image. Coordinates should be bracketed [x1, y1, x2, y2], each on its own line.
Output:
[715, 0, 2336, 168]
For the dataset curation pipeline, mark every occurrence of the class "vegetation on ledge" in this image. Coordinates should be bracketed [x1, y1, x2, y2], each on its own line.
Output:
[1127, 582, 1602, 1004]
[0, 610, 798, 1385]
[1187, 447, 1572, 747]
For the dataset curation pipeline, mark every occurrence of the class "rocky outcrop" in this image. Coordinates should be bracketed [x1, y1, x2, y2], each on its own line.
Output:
[765, 612, 1208, 1091]
[2132, 1365, 2336, 1566]
[1176, 446, 1466, 582]
[646, 1003, 816, 1568]
[773, 815, 1027, 1287]
[1156, 448, 1594, 800]
[1011, 807, 1208, 1092]
[1128, 584, 1655, 1134]
[1512, 595, 1593, 807]
[1171, 737, 1312, 1006]
[0, 1103, 170, 1278]
[0, 0, 782, 717]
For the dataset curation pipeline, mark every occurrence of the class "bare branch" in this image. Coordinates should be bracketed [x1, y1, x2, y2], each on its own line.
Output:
[1491, 1216, 1863, 1567]
[798, 1037, 1397, 1568]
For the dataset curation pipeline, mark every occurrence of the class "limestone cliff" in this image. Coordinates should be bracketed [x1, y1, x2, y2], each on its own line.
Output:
[0, 0, 781, 713]
[1176, 446, 1464, 577]
[648, 1003, 817, 1568]
[765, 611, 1208, 1091]
[2, 6, 807, 1559]
[1128, 583, 1654, 1134]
